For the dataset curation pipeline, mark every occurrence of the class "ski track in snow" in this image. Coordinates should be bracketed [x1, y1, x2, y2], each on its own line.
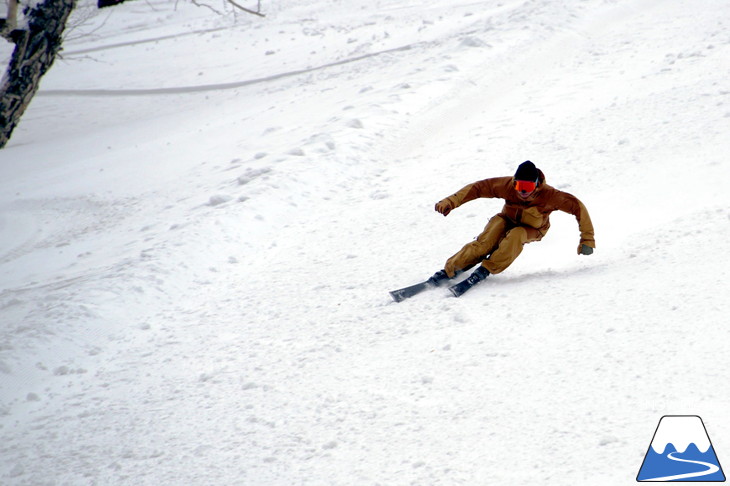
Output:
[39, 43, 423, 96]
[1, 0, 730, 484]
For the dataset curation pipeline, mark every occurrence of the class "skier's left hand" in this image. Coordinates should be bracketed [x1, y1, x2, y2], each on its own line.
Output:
[435, 199, 453, 216]
[578, 243, 594, 255]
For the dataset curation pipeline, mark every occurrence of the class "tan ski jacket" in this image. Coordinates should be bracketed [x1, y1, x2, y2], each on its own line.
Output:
[440, 173, 595, 248]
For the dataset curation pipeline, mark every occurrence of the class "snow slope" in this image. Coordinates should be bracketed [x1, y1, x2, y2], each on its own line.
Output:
[1, 0, 729, 484]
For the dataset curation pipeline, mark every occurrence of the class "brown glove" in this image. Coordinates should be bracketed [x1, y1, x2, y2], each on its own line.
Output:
[435, 199, 453, 216]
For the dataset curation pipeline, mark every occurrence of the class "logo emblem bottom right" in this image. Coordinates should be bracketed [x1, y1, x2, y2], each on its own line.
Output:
[637, 415, 725, 482]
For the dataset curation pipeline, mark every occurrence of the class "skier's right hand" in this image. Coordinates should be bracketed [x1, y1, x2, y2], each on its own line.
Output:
[435, 199, 453, 216]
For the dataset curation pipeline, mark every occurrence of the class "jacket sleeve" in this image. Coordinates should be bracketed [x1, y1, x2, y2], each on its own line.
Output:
[554, 191, 596, 247]
[440, 177, 511, 209]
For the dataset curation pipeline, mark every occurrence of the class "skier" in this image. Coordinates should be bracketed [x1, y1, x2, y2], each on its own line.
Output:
[428, 160, 595, 297]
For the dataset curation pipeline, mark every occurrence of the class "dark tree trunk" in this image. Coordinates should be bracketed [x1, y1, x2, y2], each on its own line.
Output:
[0, 0, 76, 148]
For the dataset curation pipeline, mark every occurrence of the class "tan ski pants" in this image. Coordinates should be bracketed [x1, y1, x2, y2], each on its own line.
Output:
[444, 215, 545, 277]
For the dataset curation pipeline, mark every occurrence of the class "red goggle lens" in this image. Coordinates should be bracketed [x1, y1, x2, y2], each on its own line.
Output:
[515, 180, 537, 193]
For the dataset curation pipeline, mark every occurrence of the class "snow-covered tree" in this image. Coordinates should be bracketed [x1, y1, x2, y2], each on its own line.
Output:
[0, 0, 264, 149]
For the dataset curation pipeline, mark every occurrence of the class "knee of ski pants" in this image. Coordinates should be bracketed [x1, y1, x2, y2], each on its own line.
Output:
[477, 215, 508, 242]
[508, 226, 543, 243]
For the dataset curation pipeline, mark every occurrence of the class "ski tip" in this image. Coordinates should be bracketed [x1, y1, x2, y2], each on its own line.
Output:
[449, 282, 470, 298]
[389, 290, 405, 303]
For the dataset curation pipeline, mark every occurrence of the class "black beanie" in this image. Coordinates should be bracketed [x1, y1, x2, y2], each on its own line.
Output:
[514, 160, 538, 181]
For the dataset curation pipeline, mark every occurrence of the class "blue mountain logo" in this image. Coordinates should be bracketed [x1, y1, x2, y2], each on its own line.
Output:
[637, 415, 726, 482]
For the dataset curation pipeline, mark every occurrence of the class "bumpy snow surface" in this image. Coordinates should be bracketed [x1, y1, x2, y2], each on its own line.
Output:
[1, 0, 729, 484]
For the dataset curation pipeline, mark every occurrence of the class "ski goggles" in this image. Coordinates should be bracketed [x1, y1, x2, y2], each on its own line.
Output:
[514, 179, 537, 193]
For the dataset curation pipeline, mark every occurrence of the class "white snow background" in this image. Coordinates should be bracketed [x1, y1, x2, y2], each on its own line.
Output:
[1, 0, 729, 484]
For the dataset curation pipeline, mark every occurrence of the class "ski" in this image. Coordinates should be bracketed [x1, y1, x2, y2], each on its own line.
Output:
[389, 280, 434, 302]
[448, 278, 476, 298]
[390, 269, 475, 302]
[390, 277, 475, 301]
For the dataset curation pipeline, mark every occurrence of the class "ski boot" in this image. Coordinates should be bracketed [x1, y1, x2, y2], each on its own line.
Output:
[427, 269, 451, 287]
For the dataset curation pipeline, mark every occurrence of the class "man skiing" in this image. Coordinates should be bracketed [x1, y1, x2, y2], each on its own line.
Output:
[427, 160, 595, 297]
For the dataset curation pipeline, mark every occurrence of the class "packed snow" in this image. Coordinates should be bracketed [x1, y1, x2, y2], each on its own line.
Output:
[1, 0, 729, 484]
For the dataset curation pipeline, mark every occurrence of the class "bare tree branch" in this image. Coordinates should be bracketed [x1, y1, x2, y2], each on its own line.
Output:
[226, 0, 265, 18]
[191, 0, 225, 15]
